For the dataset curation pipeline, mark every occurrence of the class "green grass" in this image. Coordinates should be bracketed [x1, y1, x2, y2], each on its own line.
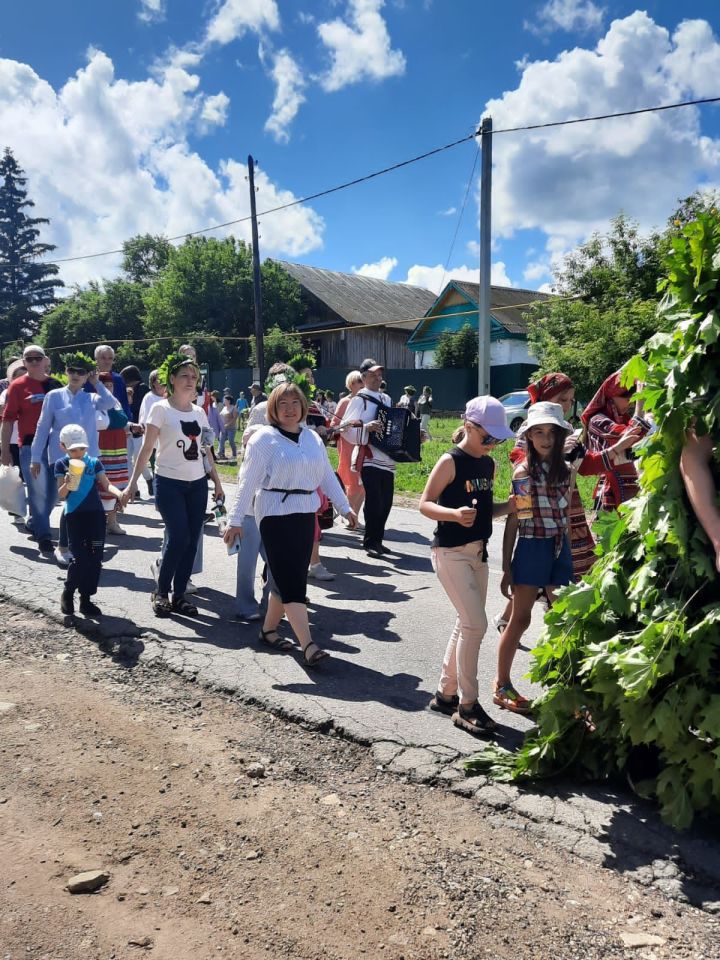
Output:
[215, 415, 597, 508]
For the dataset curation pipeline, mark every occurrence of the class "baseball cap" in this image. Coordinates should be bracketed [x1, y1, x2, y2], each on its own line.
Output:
[22, 344, 46, 359]
[517, 401, 573, 436]
[250, 381, 261, 389]
[463, 396, 515, 440]
[359, 358, 383, 374]
[59, 424, 89, 450]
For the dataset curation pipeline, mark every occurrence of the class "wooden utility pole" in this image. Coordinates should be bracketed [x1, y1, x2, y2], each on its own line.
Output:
[477, 117, 492, 395]
[248, 155, 265, 382]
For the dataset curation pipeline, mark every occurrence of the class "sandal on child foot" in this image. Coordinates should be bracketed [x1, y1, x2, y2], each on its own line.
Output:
[428, 691, 459, 716]
[301, 641, 329, 666]
[151, 592, 172, 617]
[259, 628, 294, 651]
[171, 595, 199, 617]
[493, 684, 533, 715]
[452, 702, 497, 737]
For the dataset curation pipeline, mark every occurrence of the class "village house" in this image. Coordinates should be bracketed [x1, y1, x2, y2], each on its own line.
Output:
[407, 280, 551, 396]
[272, 260, 436, 370]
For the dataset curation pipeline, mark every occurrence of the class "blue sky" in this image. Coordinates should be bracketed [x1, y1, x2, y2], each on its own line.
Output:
[2, 0, 720, 294]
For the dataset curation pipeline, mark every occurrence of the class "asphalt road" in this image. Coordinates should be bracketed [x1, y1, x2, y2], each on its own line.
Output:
[0, 482, 546, 753]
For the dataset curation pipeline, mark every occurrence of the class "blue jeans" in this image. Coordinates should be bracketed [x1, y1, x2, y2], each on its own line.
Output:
[219, 427, 236, 458]
[154, 475, 207, 597]
[19, 446, 56, 541]
[234, 513, 265, 618]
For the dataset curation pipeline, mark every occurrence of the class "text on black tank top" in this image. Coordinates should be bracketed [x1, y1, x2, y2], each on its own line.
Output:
[432, 447, 494, 548]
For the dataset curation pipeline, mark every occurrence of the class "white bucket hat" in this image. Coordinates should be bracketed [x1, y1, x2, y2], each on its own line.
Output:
[517, 401, 574, 436]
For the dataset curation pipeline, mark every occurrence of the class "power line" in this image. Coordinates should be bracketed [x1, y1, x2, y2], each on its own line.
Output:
[1, 93, 718, 271]
[36, 294, 583, 354]
[439, 147, 479, 295]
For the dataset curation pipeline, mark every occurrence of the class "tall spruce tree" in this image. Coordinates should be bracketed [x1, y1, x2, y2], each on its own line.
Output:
[0, 148, 63, 343]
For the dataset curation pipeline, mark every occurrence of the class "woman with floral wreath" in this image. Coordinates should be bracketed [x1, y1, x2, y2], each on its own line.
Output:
[121, 354, 223, 617]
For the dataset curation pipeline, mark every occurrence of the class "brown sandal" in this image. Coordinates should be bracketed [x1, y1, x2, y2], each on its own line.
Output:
[452, 702, 497, 737]
[302, 641, 329, 666]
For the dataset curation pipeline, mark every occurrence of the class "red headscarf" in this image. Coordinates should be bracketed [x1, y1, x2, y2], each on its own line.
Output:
[581, 371, 631, 427]
[527, 372, 574, 404]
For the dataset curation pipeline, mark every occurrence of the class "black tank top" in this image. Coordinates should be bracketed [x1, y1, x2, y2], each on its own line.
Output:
[432, 447, 495, 548]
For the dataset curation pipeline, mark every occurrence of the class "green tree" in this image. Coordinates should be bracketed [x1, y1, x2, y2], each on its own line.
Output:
[527, 298, 663, 400]
[0, 147, 63, 342]
[121, 234, 172, 285]
[142, 237, 305, 367]
[249, 325, 303, 369]
[527, 214, 674, 397]
[39, 279, 148, 371]
[434, 323, 478, 369]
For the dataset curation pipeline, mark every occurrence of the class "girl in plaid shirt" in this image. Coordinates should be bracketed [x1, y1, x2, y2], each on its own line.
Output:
[495, 402, 577, 714]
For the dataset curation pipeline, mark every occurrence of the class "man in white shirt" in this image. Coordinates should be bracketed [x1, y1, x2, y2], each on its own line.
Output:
[344, 358, 396, 558]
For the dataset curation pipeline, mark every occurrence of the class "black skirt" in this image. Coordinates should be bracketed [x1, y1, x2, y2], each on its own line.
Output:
[260, 512, 315, 605]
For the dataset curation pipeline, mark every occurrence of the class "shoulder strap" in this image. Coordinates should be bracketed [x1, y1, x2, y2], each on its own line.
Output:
[358, 390, 385, 410]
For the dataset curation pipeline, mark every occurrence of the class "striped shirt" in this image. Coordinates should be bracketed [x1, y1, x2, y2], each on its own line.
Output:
[228, 424, 350, 528]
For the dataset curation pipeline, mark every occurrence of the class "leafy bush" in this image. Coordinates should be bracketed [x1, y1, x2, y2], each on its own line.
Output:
[466, 212, 720, 829]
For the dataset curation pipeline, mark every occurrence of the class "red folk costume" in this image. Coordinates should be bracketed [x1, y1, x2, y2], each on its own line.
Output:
[581, 371, 651, 513]
[511, 372, 600, 580]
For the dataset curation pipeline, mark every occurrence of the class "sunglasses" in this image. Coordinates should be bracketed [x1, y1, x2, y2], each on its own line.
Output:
[24, 355, 44, 362]
[66, 367, 89, 375]
[466, 420, 505, 445]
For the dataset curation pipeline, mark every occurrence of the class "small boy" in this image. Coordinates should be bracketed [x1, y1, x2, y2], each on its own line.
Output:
[55, 423, 124, 618]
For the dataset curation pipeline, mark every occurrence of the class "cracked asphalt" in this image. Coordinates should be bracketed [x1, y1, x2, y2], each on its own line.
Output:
[2, 486, 719, 912]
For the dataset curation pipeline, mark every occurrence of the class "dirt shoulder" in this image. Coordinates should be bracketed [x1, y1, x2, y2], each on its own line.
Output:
[1, 597, 718, 960]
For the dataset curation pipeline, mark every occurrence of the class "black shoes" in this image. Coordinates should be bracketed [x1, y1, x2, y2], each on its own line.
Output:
[60, 588, 74, 615]
[79, 596, 102, 618]
[365, 542, 391, 558]
[38, 538, 54, 555]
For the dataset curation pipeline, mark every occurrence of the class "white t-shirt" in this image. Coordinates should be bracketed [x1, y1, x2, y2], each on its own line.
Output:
[139, 390, 163, 426]
[344, 389, 396, 473]
[147, 400, 210, 481]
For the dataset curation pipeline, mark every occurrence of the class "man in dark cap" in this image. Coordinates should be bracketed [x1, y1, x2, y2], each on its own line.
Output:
[249, 381, 267, 409]
[344, 359, 395, 558]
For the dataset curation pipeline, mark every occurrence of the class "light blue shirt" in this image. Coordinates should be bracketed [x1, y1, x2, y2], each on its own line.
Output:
[31, 382, 116, 465]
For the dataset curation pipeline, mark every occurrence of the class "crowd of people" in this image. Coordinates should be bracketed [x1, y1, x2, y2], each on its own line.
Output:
[4, 342, 713, 738]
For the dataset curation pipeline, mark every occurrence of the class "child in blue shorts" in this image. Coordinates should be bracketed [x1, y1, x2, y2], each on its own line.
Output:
[55, 423, 125, 619]
[496, 401, 576, 714]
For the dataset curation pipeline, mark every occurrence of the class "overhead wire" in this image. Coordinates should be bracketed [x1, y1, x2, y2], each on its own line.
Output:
[1, 93, 719, 270]
[438, 146, 480, 296]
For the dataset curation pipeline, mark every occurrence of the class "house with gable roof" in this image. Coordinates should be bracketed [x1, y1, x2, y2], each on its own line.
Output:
[407, 280, 551, 395]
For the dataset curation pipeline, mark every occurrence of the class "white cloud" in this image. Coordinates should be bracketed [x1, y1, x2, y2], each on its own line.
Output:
[199, 91, 230, 131]
[484, 12, 720, 259]
[404, 262, 514, 295]
[318, 0, 406, 92]
[438, 206, 457, 216]
[352, 256, 398, 280]
[138, 0, 166, 24]
[204, 0, 280, 47]
[526, 0, 605, 36]
[263, 48, 306, 143]
[466, 239, 480, 258]
[0, 52, 324, 287]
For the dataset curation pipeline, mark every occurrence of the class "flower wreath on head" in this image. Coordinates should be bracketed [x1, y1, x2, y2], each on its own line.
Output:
[60, 351, 95, 371]
[264, 365, 315, 401]
[157, 353, 198, 395]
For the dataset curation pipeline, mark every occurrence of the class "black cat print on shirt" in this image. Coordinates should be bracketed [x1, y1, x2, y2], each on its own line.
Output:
[176, 420, 200, 460]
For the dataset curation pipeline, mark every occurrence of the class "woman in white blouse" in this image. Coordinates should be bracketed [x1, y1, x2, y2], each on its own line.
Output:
[224, 381, 357, 665]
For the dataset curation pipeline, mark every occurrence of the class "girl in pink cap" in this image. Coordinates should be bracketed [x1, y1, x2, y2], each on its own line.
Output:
[420, 395, 516, 737]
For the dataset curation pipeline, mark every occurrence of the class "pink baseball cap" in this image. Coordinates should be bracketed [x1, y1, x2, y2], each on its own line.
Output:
[463, 396, 516, 440]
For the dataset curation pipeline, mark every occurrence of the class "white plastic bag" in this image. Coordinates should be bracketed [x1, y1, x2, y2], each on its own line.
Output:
[0, 464, 27, 517]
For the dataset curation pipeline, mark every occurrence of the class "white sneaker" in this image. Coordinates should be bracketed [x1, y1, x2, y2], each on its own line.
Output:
[150, 557, 160, 586]
[54, 546, 73, 568]
[106, 518, 126, 535]
[491, 613, 508, 633]
[185, 579, 198, 594]
[308, 562, 335, 581]
[11, 513, 25, 525]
